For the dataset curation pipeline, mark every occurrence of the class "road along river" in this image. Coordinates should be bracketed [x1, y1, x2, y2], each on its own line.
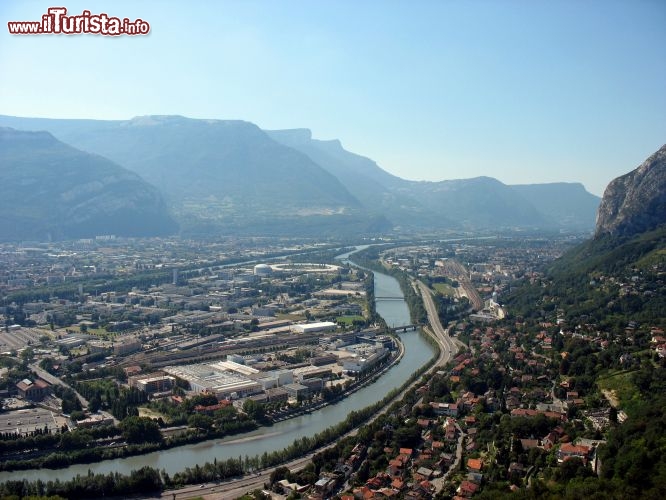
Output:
[0, 258, 437, 484]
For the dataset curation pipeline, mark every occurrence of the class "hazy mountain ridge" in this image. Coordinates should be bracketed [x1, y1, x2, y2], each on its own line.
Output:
[0, 116, 378, 237]
[595, 144, 666, 238]
[266, 128, 446, 228]
[0, 114, 601, 236]
[407, 176, 547, 229]
[0, 127, 177, 240]
[269, 128, 600, 231]
[266, 128, 405, 190]
[511, 182, 601, 230]
[38, 116, 360, 210]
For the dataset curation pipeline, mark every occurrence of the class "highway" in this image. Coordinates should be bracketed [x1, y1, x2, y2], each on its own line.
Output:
[415, 279, 466, 360]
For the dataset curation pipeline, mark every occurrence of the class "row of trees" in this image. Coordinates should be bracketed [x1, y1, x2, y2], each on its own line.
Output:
[0, 466, 163, 499]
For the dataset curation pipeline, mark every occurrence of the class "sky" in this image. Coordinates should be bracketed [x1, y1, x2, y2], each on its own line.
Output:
[1, 1, 665, 196]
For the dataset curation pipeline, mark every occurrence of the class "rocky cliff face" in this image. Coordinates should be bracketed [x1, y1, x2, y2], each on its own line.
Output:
[595, 144, 666, 237]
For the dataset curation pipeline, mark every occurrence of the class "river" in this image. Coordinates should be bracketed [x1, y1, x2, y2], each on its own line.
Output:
[0, 248, 436, 483]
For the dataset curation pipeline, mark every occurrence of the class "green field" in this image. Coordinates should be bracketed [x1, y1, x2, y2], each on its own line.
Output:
[337, 315, 365, 326]
[433, 282, 456, 296]
[597, 369, 641, 413]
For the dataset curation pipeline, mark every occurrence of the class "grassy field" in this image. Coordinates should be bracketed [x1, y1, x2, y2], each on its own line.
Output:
[65, 325, 111, 338]
[275, 313, 305, 321]
[597, 369, 641, 413]
[139, 407, 168, 422]
[433, 282, 456, 297]
[337, 315, 365, 326]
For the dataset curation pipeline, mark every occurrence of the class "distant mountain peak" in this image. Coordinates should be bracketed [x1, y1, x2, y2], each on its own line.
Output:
[595, 144, 666, 237]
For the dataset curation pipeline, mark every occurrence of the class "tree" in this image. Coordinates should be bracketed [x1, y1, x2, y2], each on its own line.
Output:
[120, 416, 163, 444]
[269, 466, 290, 485]
[243, 399, 266, 423]
[556, 457, 593, 483]
[61, 390, 82, 414]
[88, 394, 102, 413]
[188, 413, 214, 431]
[70, 410, 87, 421]
[20, 347, 34, 363]
[393, 422, 421, 448]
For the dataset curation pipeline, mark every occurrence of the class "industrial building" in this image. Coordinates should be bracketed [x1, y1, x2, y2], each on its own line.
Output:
[290, 321, 337, 334]
[128, 372, 176, 395]
[163, 362, 262, 399]
[283, 382, 311, 400]
[293, 365, 332, 381]
[0, 407, 59, 436]
[55, 334, 91, 350]
[209, 360, 260, 377]
[16, 378, 50, 401]
[299, 377, 324, 393]
[113, 337, 142, 356]
[265, 387, 289, 403]
[341, 345, 389, 373]
[257, 370, 294, 390]
[75, 413, 115, 428]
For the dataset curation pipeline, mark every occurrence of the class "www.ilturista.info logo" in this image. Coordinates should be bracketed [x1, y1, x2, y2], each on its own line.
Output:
[7, 7, 150, 36]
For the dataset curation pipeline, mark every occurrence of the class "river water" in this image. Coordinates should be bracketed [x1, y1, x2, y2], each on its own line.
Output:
[0, 250, 436, 483]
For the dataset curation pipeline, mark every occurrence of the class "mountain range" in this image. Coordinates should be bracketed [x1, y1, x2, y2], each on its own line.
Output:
[267, 128, 600, 231]
[0, 114, 603, 240]
[0, 127, 176, 241]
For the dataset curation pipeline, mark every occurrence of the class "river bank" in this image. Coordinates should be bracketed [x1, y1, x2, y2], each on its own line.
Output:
[0, 254, 436, 485]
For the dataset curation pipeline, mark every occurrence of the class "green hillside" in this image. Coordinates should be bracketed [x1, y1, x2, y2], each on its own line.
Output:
[501, 225, 666, 498]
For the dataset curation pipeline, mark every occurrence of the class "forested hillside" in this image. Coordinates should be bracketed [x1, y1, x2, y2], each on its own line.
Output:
[500, 225, 666, 498]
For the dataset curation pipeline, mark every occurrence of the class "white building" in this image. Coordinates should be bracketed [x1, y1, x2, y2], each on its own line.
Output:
[257, 370, 294, 390]
[163, 363, 262, 399]
[342, 347, 388, 373]
[290, 321, 337, 334]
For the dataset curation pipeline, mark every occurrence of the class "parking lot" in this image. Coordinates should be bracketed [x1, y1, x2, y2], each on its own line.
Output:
[0, 327, 47, 352]
[0, 407, 59, 436]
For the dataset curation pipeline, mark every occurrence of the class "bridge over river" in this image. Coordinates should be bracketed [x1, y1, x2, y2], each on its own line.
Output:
[390, 324, 420, 332]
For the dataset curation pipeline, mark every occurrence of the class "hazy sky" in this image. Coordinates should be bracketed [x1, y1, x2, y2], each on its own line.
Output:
[1, 1, 665, 196]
